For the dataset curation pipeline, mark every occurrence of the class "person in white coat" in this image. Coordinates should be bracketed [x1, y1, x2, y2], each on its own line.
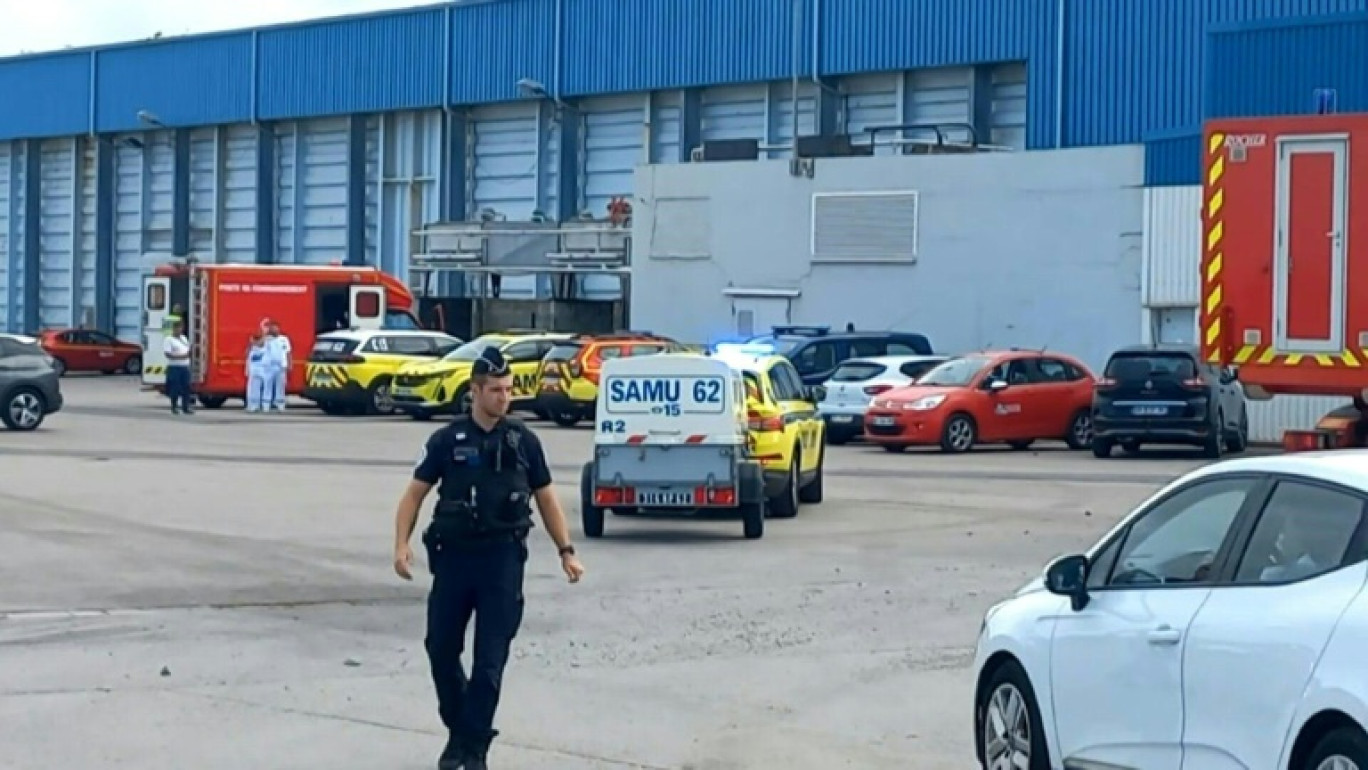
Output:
[245, 334, 270, 413]
[264, 320, 292, 411]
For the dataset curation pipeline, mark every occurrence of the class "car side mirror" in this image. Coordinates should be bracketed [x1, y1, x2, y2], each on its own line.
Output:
[1221, 369, 1238, 384]
[986, 378, 1009, 393]
[1045, 554, 1091, 611]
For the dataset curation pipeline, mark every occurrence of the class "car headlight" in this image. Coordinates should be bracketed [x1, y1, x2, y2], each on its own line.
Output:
[905, 395, 946, 411]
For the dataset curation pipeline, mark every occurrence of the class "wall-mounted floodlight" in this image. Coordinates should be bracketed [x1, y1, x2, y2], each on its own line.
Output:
[137, 110, 166, 128]
[515, 77, 570, 112]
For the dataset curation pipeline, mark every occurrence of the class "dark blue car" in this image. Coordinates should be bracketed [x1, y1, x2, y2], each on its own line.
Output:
[748, 325, 935, 386]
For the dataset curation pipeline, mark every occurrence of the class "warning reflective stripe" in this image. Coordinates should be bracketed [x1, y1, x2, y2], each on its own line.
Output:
[1242, 348, 1365, 368]
[1201, 131, 1227, 364]
[626, 435, 647, 445]
[685, 434, 707, 443]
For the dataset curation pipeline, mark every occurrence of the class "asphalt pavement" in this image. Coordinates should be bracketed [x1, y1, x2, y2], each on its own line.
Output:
[0, 376, 1218, 769]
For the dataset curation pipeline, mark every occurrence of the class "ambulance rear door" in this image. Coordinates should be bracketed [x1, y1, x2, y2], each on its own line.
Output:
[349, 285, 386, 330]
[141, 275, 171, 385]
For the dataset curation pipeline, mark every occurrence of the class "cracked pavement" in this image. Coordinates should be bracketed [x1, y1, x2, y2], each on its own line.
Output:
[0, 377, 1213, 769]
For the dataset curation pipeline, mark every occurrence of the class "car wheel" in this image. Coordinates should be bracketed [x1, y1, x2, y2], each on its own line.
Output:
[3, 388, 46, 431]
[1303, 725, 1368, 770]
[367, 378, 395, 415]
[1092, 438, 1113, 458]
[769, 456, 800, 519]
[1064, 409, 1093, 450]
[124, 355, 142, 375]
[579, 464, 605, 538]
[976, 659, 1051, 770]
[940, 413, 977, 453]
[798, 446, 824, 504]
[453, 384, 472, 415]
[1225, 408, 1249, 453]
[741, 499, 765, 539]
[1203, 411, 1225, 459]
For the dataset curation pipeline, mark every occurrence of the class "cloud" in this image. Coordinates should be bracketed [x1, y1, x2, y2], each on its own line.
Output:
[0, 0, 435, 57]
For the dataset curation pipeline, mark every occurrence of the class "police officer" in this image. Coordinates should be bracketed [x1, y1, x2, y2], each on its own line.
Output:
[392, 346, 585, 770]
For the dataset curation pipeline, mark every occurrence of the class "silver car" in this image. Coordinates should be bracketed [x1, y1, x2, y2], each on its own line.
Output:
[1, 335, 63, 430]
[818, 355, 948, 444]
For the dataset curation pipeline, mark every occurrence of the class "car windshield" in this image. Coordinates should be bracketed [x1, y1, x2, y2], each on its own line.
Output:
[917, 356, 992, 387]
[830, 362, 886, 382]
[444, 336, 506, 361]
[1105, 352, 1196, 381]
[383, 311, 420, 330]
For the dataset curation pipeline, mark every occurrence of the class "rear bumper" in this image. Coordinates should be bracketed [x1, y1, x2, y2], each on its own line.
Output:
[1094, 417, 1213, 444]
[819, 405, 867, 435]
[538, 390, 593, 417]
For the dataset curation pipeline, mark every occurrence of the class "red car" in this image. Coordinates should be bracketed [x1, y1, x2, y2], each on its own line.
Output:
[38, 328, 142, 376]
[863, 349, 1097, 453]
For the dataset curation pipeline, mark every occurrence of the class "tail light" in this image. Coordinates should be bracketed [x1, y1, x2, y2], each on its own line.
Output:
[1095, 377, 1118, 389]
[864, 384, 893, 396]
[747, 410, 784, 432]
[1181, 377, 1207, 390]
[594, 486, 637, 506]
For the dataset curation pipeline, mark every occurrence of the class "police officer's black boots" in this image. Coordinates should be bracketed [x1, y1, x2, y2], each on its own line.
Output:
[437, 733, 464, 770]
[462, 730, 497, 770]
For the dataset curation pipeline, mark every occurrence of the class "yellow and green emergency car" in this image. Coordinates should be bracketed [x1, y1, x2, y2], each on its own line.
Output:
[390, 331, 575, 420]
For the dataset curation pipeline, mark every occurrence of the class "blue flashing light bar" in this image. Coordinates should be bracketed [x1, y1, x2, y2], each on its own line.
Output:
[712, 342, 776, 357]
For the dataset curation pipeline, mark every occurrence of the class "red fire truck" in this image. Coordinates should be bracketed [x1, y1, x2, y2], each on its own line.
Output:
[1200, 113, 1368, 449]
[140, 259, 421, 408]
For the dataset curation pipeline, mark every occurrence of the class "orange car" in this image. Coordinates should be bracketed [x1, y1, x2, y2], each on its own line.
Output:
[863, 350, 1097, 453]
[37, 328, 142, 376]
[537, 331, 683, 426]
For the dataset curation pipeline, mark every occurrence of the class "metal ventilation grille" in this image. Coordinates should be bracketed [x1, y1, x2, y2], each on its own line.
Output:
[810, 191, 919, 262]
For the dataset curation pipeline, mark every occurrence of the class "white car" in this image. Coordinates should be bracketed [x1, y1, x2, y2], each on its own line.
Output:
[818, 355, 947, 443]
[973, 450, 1368, 770]
[0, 333, 38, 345]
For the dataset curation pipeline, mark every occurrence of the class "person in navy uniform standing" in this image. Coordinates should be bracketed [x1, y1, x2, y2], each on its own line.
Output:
[392, 346, 585, 770]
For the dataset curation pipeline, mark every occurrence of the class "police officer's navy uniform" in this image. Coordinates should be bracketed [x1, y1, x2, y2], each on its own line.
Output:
[412, 349, 553, 770]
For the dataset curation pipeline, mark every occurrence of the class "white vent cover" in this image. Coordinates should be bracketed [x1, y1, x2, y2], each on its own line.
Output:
[810, 191, 919, 262]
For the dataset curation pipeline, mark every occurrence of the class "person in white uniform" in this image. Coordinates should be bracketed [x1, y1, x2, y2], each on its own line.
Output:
[245, 334, 270, 413]
[163, 320, 194, 415]
[264, 320, 292, 411]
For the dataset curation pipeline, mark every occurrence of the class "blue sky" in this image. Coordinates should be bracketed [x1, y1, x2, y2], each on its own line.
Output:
[0, 0, 434, 57]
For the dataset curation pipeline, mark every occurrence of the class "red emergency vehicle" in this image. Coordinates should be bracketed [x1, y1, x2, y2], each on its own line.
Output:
[1200, 113, 1368, 448]
[141, 260, 421, 408]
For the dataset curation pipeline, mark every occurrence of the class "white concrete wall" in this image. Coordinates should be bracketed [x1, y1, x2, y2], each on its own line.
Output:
[631, 146, 1145, 373]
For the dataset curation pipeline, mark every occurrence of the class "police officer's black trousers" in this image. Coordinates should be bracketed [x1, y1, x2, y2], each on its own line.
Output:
[424, 537, 527, 748]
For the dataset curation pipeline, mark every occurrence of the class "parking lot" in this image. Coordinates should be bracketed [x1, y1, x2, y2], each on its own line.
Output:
[0, 377, 1222, 770]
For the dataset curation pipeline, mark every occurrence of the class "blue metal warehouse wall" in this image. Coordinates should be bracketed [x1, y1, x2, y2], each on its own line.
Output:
[1144, 3, 1368, 185]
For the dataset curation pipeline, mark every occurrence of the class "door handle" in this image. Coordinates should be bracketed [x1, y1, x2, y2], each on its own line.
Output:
[1147, 625, 1182, 646]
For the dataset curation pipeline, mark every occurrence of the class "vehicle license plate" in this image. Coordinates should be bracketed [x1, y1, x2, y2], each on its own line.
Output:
[871, 416, 896, 427]
[830, 414, 854, 424]
[1131, 405, 1168, 416]
[637, 490, 696, 506]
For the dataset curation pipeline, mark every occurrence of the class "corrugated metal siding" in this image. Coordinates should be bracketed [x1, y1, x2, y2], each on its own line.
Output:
[220, 124, 259, 263]
[449, 0, 555, 104]
[765, 81, 818, 158]
[96, 35, 253, 132]
[468, 102, 545, 220]
[259, 9, 446, 119]
[188, 129, 217, 254]
[113, 133, 174, 340]
[1207, 15, 1368, 119]
[1144, 130, 1202, 187]
[275, 118, 350, 264]
[76, 139, 96, 323]
[563, 0, 813, 95]
[373, 110, 443, 281]
[0, 54, 90, 140]
[821, 0, 1044, 74]
[1141, 186, 1201, 307]
[700, 85, 768, 144]
[0, 143, 14, 331]
[844, 74, 900, 138]
[38, 138, 77, 328]
[580, 95, 644, 214]
[991, 62, 1028, 148]
[647, 91, 684, 163]
[1249, 396, 1352, 443]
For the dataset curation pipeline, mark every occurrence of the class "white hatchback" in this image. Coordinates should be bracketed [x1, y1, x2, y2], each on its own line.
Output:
[973, 450, 1368, 770]
[818, 355, 946, 443]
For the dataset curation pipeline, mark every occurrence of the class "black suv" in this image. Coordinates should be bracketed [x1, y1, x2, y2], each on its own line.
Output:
[0, 334, 63, 431]
[1091, 344, 1248, 459]
[748, 325, 935, 386]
